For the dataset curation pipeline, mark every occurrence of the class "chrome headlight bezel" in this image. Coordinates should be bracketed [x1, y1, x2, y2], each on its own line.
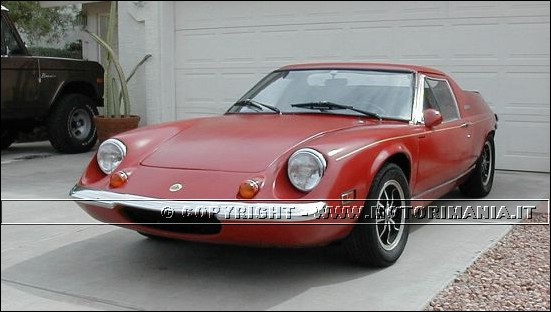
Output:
[97, 139, 127, 174]
[287, 148, 327, 192]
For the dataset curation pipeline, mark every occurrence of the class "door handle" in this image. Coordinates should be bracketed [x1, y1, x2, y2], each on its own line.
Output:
[460, 122, 470, 128]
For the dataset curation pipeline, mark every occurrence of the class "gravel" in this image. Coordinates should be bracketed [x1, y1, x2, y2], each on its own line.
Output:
[426, 214, 550, 311]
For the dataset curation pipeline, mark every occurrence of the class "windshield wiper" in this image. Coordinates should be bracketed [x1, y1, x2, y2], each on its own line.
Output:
[291, 101, 382, 120]
[234, 99, 281, 114]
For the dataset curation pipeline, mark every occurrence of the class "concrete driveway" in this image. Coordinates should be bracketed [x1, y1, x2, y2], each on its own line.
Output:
[1, 142, 549, 311]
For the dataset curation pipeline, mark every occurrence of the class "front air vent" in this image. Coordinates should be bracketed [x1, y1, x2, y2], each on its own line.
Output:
[121, 207, 221, 235]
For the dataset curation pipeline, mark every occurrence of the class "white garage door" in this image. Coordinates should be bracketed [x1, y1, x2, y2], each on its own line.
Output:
[173, 1, 550, 172]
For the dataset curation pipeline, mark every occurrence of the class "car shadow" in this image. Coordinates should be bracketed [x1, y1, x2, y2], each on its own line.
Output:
[2, 229, 383, 310]
[1, 141, 99, 158]
[1, 141, 58, 156]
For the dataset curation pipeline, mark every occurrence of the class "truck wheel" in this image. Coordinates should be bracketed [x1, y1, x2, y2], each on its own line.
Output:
[460, 135, 495, 197]
[1, 130, 16, 150]
[345, 163, 410, 267]
[47, 94, 97, 153]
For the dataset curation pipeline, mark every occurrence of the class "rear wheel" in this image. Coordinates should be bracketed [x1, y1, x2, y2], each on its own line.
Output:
[47, 94, 97, 154]
[345, 163, 410, 267]
[460, 136, 495, 197]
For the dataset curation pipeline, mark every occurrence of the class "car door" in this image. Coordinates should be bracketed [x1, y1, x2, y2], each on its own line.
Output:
[1, 13, 39, 120]
[414, 75, 472, 196]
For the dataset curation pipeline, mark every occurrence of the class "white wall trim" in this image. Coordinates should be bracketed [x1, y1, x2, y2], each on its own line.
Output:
[144, 1, 176, 124]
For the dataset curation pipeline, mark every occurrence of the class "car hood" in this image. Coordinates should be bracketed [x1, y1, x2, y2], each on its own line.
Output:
[141, 114, 365, 172]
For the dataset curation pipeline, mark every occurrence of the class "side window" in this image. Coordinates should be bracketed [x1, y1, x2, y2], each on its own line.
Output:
[1, 15, 23, 56]
[423, 78, 459, 121]
[423, 81, 440, 111]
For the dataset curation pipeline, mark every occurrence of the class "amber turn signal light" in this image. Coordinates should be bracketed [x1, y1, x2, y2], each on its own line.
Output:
[239, 179, 260, 199]
[110, 171, 128, 188]
[341, 189, 356, 205]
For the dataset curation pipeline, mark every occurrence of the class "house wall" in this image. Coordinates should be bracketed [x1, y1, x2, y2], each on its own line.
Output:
[117, 1, 147, 122]
[117, 1, 174, 125]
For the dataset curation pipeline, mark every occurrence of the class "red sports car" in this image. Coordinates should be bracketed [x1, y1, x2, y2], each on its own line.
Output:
[71, 63, 497, 267]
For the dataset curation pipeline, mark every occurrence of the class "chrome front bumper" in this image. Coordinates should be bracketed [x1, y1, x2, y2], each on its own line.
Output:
[70, 186, 327, 222]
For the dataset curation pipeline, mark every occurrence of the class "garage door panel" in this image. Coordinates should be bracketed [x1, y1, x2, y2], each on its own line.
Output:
[450, 23, 499, 62]
[255, 30, 303, 61]
[175, 32, 221, 68]
[501, 104, 550, 124]
[175, 72, 221, 117]
[497, 70, 549, 171]
[449, 1, 550, 18]
[501, 72, 550, 110]
[506, 22, 550, 66]
[175, 2, 392, 30]
[397, 25, 446, 61]
[346, 26, 393, 60]
[175, 72, 218, 102]
[174, 1, 258, 30]
[398, 1, 447, 18]
[298, 28, 347, 59]
[497, 122, 550, 172]
[504, 1, 551, 17]
[215, 31, 258, 63]
[449, 1, 503, 18]
[450, 72, 499, 108]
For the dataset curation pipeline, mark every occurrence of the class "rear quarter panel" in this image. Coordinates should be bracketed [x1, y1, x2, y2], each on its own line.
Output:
[447, 76, 497, 163]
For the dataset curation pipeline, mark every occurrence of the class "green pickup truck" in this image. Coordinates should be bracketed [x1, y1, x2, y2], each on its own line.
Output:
[1, 5, 104, 153]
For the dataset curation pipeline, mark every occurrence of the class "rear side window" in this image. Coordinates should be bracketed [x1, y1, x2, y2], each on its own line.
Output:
[423, 78, 459, 121]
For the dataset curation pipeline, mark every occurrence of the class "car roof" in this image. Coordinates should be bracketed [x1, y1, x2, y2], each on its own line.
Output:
[278, 62, 446, 75]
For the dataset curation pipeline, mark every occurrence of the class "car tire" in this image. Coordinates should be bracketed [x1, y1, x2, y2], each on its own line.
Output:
[460, 135, 495, 198]
[344, 163, 410, 267]
[1, 130, 16, 150]
[47, 94, 97, 154]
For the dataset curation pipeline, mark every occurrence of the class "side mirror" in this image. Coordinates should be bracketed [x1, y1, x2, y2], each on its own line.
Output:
[423, 109, 443, 128]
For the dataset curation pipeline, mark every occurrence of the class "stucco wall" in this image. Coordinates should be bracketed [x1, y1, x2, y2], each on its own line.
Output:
[117, 1, 175, 125]
[117, 1, 147, 123]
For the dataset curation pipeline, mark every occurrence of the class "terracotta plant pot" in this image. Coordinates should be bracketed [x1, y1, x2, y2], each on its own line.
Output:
[94, 115, 140, 143]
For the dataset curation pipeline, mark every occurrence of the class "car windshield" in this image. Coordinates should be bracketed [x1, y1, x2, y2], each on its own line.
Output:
[227, 69, 415, 120]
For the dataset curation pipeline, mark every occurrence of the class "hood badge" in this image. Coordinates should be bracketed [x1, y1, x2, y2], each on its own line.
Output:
[169, 183, 183, 192]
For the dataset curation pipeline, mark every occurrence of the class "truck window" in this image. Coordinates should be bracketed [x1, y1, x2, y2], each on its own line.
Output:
[1, 15, 24, 56]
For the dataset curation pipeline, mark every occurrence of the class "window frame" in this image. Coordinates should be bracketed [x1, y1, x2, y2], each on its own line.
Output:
[414, 74, 461, 124]
[229, 69, 417, 121]
[1, 12, 27, 56]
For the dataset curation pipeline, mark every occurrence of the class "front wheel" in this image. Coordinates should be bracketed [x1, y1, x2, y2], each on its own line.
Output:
[344, 163, 410, 267]
[460, 135, 495, 197]
[47, 94, 97, 153]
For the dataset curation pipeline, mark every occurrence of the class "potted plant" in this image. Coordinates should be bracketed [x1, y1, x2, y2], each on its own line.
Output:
[87, 1, 151, 142]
